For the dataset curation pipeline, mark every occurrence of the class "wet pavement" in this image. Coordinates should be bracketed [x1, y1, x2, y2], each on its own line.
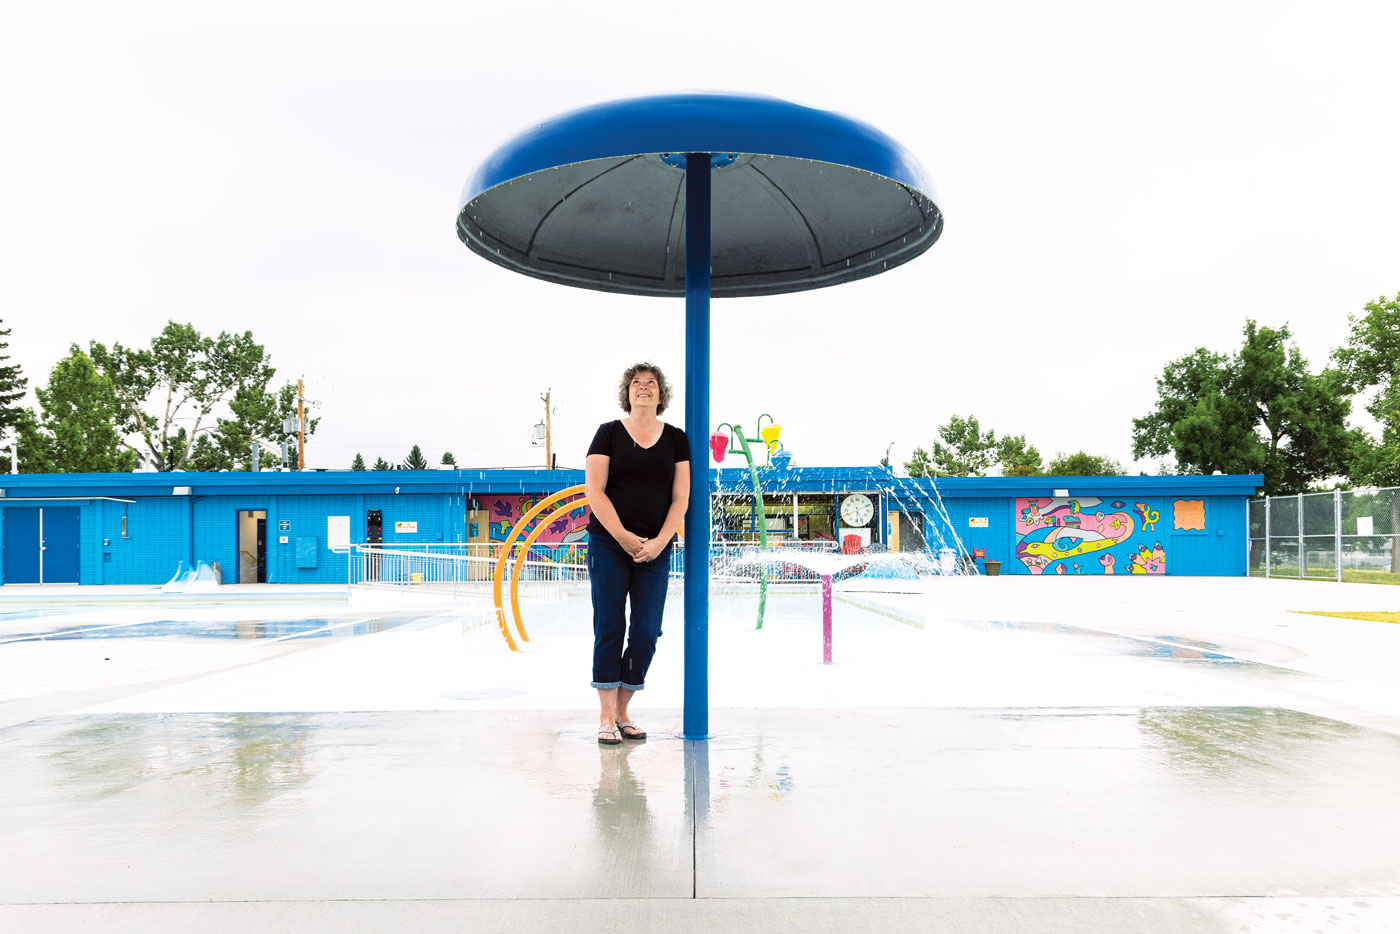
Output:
[2, 578, 1399, 932]
[0, 615, 428, 643]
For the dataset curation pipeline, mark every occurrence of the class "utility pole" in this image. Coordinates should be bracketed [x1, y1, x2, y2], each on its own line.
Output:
[297, 378, 306, 471]
[541, 388, 552, 469]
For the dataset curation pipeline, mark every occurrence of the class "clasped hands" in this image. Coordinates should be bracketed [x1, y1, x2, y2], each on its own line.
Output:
[618, 531, 665, 564]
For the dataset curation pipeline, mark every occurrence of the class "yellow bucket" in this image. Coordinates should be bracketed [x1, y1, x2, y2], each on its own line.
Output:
[760, 423, 782, 454]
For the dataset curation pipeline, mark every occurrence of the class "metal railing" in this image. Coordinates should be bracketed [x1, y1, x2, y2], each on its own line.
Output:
[348, 538, 862, 593]
[708, 539, 844, 582]
[353, 543, 578, 560]
[349, 544, 587, 599]
[1248, 487, 1399, 583]
[355, 541, 679, 579]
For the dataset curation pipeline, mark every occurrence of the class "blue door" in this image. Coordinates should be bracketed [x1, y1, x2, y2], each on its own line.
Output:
[3, 509, 42, 584]
[41, 508, 81, 583]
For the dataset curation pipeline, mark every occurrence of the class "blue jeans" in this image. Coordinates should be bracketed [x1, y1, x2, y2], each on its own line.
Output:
[588, 533, 671, 690]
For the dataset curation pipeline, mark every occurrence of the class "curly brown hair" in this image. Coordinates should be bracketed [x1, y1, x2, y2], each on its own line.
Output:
[617, 362, 671, 415]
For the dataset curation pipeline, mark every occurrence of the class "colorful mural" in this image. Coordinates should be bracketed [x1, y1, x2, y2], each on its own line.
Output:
[1014, 496, 1167, 575]
[482, 494, 592, 563]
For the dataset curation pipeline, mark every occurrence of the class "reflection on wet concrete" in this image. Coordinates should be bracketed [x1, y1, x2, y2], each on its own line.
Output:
[1137, 707, 1378, 785]
[41, 719, 150, 798]
[0, 608, 70, 622]
[686, 739, 710, 836]
[1, 615, 420, 643]
[220, 716, 312, 806]
[3, 705, 1399, 916]
[592, 742, 654, 857]
[695, 706, 1400, 899]
[41, 714, 313, 807]
[0, 711, 695, 903]
[706, 735, 795, 804]
[973, 618, 1308, 678]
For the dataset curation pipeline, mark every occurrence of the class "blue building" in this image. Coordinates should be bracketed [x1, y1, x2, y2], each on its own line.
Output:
[0, 467, 1262, 585]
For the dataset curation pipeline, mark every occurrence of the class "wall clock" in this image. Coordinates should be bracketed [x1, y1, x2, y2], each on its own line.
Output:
[840, 493, 874, 527]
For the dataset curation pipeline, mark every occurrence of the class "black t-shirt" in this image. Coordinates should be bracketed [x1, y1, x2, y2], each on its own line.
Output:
[586, 420, 690, 542]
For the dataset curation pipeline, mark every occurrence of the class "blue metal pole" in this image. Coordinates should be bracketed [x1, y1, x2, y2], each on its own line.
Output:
[683, 153, 711, 740]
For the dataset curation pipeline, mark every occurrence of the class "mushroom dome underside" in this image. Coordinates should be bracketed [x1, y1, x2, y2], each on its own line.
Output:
[457, 154, 942, 298]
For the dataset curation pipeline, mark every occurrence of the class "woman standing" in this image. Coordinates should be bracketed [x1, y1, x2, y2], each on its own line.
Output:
[585, 363, 690, 745]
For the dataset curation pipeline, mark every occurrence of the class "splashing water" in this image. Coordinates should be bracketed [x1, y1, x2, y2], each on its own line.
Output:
[708, 460, 980, 582]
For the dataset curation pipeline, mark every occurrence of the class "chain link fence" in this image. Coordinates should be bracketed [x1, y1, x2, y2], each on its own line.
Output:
[1248, 487, 1399, 583]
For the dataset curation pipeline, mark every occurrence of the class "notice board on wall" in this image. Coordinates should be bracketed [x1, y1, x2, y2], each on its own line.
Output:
[327, 516, 350, 551]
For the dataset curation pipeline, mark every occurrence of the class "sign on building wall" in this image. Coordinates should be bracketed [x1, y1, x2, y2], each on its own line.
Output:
[395, 521, 418, 533]
[968, 517, 988, 528]
[327, 516, 350, 550]
[1172, 500, 1206, 531]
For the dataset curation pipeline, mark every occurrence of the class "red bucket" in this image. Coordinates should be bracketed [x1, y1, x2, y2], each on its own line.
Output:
[709, 432, 729, 463]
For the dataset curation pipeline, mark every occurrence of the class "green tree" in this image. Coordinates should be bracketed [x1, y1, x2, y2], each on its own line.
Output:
[88, 322, 277, 471]
[997, 434, 1044, 476]
[1333, 292, 1400, 487]
[906, 416, 1042, 477]
[403, 444, 429, 470]
[372, 456, 392, 471]
[903, 446, 933, 477]
[440, 451, 457, 467]
[1332, 292, 1400, 570]
[1132, 320, 1354, 495]
[351, 453, 366, 471]
[905, 415, 997, 476]
[189, 382, 320, 472]
[23, 348, 139, 473]
[1048, 451, 1124, 476]
[1, 409, 45, 473]
[0, 319, 27, 434]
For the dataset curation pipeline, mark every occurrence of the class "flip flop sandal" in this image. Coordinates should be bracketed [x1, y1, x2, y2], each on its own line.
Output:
[616, 721, 647, 740]
[598, 728, 622, 746]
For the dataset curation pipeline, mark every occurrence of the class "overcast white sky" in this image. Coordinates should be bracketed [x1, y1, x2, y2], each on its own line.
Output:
[3, 1, 1398, 473]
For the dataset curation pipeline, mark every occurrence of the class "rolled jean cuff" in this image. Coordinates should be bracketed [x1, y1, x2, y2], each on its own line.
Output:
[620, 681, 645, 691]
[591, 680, 623, 690]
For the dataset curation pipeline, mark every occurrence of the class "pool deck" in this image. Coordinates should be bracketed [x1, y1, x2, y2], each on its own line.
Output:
[2, 577, 1399, 932]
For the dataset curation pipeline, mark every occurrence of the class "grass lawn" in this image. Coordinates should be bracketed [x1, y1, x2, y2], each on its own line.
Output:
[1341, 569, 1400, 585]
[1292, 610, 1400, 624]
[1250, 569, 1400, 585]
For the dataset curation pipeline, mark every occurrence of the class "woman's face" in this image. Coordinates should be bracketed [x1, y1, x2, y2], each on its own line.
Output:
[629, 371, 660, 411]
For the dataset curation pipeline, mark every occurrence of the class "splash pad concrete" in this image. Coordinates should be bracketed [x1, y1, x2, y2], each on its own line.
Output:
[3, 577, 1400, 931]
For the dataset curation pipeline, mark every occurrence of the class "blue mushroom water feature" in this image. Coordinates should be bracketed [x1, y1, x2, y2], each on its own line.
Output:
[458, 92, 942, 738]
